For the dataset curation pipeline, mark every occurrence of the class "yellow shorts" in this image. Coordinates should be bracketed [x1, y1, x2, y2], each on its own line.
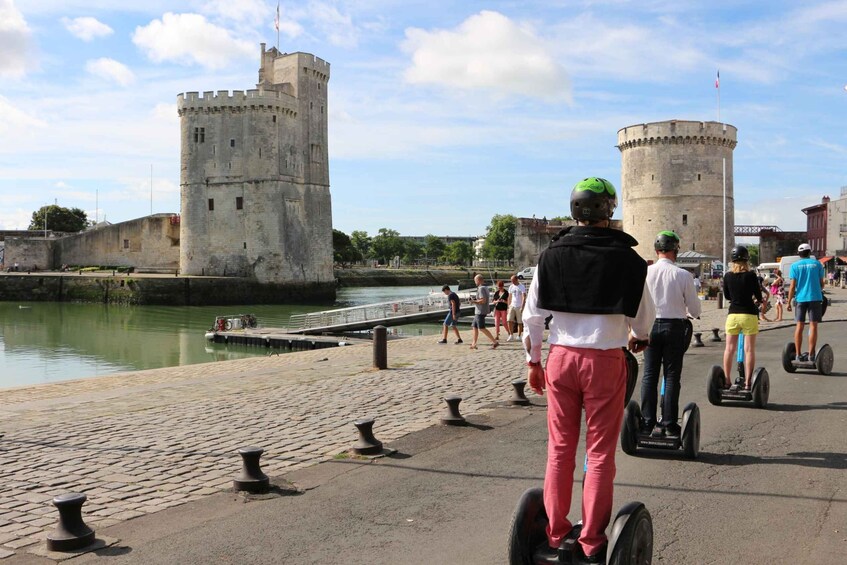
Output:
[725, 314, 759, 336]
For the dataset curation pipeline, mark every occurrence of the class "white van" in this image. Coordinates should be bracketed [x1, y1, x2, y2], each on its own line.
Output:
[757, 262, 780, 282]
[778, 255, 803, 289]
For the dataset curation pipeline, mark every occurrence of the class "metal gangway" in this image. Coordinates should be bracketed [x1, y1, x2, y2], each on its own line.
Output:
[286, 290, 477, 335]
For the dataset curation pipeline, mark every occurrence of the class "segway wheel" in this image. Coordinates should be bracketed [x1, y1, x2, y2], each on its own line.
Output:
[608, 502, 653, 565]
[624, 349, 639, 407]
[507, 487, 548, 565]
[681, 403, 700, 459]
[620, 401, 640, 456]
[782, 342, 797, 374]
[707, 366, 724, 406]
[752, 367, 770, 409]
[816, 344, 834, 376]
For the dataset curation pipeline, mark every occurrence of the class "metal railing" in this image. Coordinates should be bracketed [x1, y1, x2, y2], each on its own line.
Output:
[287, 290, 476, 332]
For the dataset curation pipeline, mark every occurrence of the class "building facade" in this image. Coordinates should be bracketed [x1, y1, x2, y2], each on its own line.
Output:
[825, 187, 847, 256]
[802, 196, 829, 258]
[177, 44, 333, 285]
[617, 120, 737, 262]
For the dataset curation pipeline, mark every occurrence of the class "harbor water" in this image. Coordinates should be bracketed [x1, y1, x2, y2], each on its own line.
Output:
[0, 286, 444, 389]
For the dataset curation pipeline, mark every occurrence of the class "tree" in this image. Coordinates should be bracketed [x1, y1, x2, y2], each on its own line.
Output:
[370, 228, 404, 264]
[550, 215, 572, 224]
[424, 234, 445, 263]
[29, 205, 89, 233]
[332, 229, 361, 267]
[403, 240, 424, 264]
[747, 243, 760, 266]
[482, 214, 517, 261]
[350, 230, 371, 259]
[444, 241, 474, 266]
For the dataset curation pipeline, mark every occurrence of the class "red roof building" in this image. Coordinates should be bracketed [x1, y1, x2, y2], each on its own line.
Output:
[802, 196, 829, 258]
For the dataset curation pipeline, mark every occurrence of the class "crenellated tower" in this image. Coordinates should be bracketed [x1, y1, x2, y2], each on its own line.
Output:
[617, 120, 737, 262]
[177, 44, 332, 286]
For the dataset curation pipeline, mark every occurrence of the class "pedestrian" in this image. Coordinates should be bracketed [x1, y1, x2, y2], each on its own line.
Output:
[437, 285, 463, 345]
[770, 269, 785, 322]
[640, 231, 701, 439]
[721, 245, 762, 390]
[523, 177, 654, 563]
[469, 274, 498, 350]
[786, 243, 826, 362]
[507, 274, 526, 341]
[692, 273, 701, 295]
[492, 280, 509, 341]
[757, 273, 772, 322]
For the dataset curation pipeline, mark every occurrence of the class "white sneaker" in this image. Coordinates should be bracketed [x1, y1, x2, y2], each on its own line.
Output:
[506, 335, 513, 342]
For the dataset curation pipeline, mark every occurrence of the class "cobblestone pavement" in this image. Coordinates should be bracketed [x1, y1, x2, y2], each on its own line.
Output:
[1, 287, 845, 558]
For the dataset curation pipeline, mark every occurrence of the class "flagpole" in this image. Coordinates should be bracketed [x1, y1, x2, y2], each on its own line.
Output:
[276, 2, 280, 51]
[716, 70, 721, 122]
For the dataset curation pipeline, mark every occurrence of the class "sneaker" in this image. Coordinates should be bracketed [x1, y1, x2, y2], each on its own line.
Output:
[798, 353, 809, 362]
[436, 339, 447, 344]
[575, 543, 607, 565]
[650, 425, 665, 439]
[491, 341, 499, 350]
[809, 352, 816, 363]
[640, 419, 655, 434]
[665, 423, 682, 438]
[531, 543, 560, 564]
[506, 335, 514, 342]
[455, 339, 463, 344]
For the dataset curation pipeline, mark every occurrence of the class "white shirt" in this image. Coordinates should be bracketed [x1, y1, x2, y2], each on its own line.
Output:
[522, 274, 656, 363]
[508, 282, 526, 309]
[646, 258, 702, 320]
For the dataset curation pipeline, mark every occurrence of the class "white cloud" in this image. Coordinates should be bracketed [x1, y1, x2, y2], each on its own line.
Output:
[133, 12, 255, 69]
[0, 0, 32, 77]
[150, 102, 178, 122]
[196, 0, 270, 26]
[62, 16, 113, 41]
[402, 11, 570, 102]
[310, 1, 357, 48]
[0, 95, 47, 134]
[85, 58, 135, 86]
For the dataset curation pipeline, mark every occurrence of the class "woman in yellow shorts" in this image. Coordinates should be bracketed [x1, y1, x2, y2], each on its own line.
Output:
[722, 245, 763, 390]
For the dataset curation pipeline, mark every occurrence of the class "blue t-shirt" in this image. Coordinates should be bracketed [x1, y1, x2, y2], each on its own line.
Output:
[789, 258, 824, 302]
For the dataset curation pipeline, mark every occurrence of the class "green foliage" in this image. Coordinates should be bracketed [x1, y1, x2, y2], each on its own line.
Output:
[549, 216, 572, 224]
[29, 205, 89, 233]
[747, 244, 760, 266]
[482, 214, 517, 260]
[403, 240, 424, 263]
[332, 229, 362, 266]
[423, 234, 446, 261]
[370, 228, 404, 263]
[350, 230, 371, 259]
[444, 241, 474, 266]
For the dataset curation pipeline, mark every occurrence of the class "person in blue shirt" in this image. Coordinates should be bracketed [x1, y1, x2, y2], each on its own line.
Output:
[787, 243, 826, 361]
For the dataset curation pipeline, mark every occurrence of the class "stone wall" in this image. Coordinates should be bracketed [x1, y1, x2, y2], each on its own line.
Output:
[514, 218, 624, 268]
[3, 238, 55, 272]
[759, 230, 807, 263]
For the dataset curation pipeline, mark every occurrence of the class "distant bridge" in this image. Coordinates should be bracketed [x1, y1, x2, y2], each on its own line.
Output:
[733, 225, 783, 236]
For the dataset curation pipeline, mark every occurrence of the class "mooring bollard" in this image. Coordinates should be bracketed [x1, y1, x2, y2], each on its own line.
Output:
[711, 328, 722, 342]
[233, 446, 270, 493]
[373, 325, 387, 370]
[46, 493, 95, 552]
[440, 395, 467, 426]
[352, 417, 383, 455]
[717, 291, 724, 309]
[693, 332, 705, 348]
[510, 379, 531, 405]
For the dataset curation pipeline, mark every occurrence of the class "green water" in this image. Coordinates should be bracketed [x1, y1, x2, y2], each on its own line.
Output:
[0, 286, 442, 389]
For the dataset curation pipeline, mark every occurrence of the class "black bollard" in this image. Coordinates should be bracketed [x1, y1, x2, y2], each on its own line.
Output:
[46, 493, 95, 552]
[710, 328, 722, 342]
[717, 291, 724, 309]
[510, 379, 531, 405]
[693, 333, 705, 348]
[352, 418, 383, 455]
[373, 325, 387, 370]
[440, 395, 467, 426]
[233, 446, 270, 493]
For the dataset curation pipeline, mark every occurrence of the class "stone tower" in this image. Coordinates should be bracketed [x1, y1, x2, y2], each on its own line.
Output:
[177, 44, 333, 287]
[617, 120, 737, 262]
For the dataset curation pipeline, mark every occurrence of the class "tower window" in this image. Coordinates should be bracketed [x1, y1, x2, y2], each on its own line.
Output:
[208, 198, 214, 211]
[321, 105, 324, 114]
[236, 196, 243, 210]
[123, 239, 129, 249]
[193, 127, 205, 143]
[243, 242, 247, 249]
[230, 139, 235, 148]
[310, 143, 322, 163]
[651, 174, 654, 180]
[272, 115, 277, 123]
[310, 102, 313, 109]
[682, 214, 688, 226]
[697, 173, 701, 181]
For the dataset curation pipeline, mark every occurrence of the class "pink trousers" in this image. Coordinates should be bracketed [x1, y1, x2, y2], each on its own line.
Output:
[494, 310, 508, 334]
[543, 345, 626, 556]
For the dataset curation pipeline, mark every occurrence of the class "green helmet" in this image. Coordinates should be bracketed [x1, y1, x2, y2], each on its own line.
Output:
[570, 177, 617, 222]
[654, 230, 680, 252]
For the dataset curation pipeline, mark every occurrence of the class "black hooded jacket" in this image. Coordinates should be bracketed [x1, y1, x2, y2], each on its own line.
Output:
[536, 226, 647, 317]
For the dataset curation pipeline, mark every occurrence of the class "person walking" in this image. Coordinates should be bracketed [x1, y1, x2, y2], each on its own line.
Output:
[770, 269, 785, 322]
[469, 274, 498, 350]
[437, 285, 463, 344]
[491, 280, 509, 341]
[722, 245, 762, 390]
[523, 177, 654, 563]
[640, 231, 701, 439]
[507, 274, 526, 341]
[787, 243, 826, 361]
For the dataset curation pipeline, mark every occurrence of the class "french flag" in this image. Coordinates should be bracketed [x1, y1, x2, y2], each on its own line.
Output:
[715, 70, 720, 89]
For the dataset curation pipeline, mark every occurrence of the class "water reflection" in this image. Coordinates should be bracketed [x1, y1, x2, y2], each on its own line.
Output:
[0, 286, 441, 388]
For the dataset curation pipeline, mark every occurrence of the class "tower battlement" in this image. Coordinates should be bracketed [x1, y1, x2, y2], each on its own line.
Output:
[617, 120, 737, 151]
[177, 89, 297, 116]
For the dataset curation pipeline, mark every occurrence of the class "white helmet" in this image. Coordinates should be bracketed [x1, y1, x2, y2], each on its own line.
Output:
[798, 243, 811, 253]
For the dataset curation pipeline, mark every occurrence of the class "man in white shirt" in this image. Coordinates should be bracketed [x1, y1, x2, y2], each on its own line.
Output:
[640, 231, 702, 439]
[506, 274, 526, 341]
[523, 177, 654, 564]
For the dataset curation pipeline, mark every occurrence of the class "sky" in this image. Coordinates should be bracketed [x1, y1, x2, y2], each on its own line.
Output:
[1, 0, 846, 240]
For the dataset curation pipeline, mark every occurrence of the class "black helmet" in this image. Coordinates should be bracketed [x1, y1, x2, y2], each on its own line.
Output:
[731, 245, 749, 261]
[654, 230, 680, 252]
[570, 177, 617, 223]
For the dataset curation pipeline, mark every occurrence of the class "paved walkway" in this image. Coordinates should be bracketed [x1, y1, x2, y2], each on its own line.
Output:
[1, 287, 845, 559]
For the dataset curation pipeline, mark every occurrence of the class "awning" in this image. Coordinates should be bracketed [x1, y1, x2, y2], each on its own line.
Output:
[838, 256, 847, 265]
[819, 256, 833, 264]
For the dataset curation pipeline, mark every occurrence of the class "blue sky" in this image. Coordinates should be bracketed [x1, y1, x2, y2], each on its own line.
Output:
[1, 0, 846, 240]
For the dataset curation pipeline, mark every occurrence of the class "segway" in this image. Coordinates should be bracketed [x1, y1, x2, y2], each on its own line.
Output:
[507, 347, 653, 564]
[780, 296, 834, 375]
[706, 333, 769, 408]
